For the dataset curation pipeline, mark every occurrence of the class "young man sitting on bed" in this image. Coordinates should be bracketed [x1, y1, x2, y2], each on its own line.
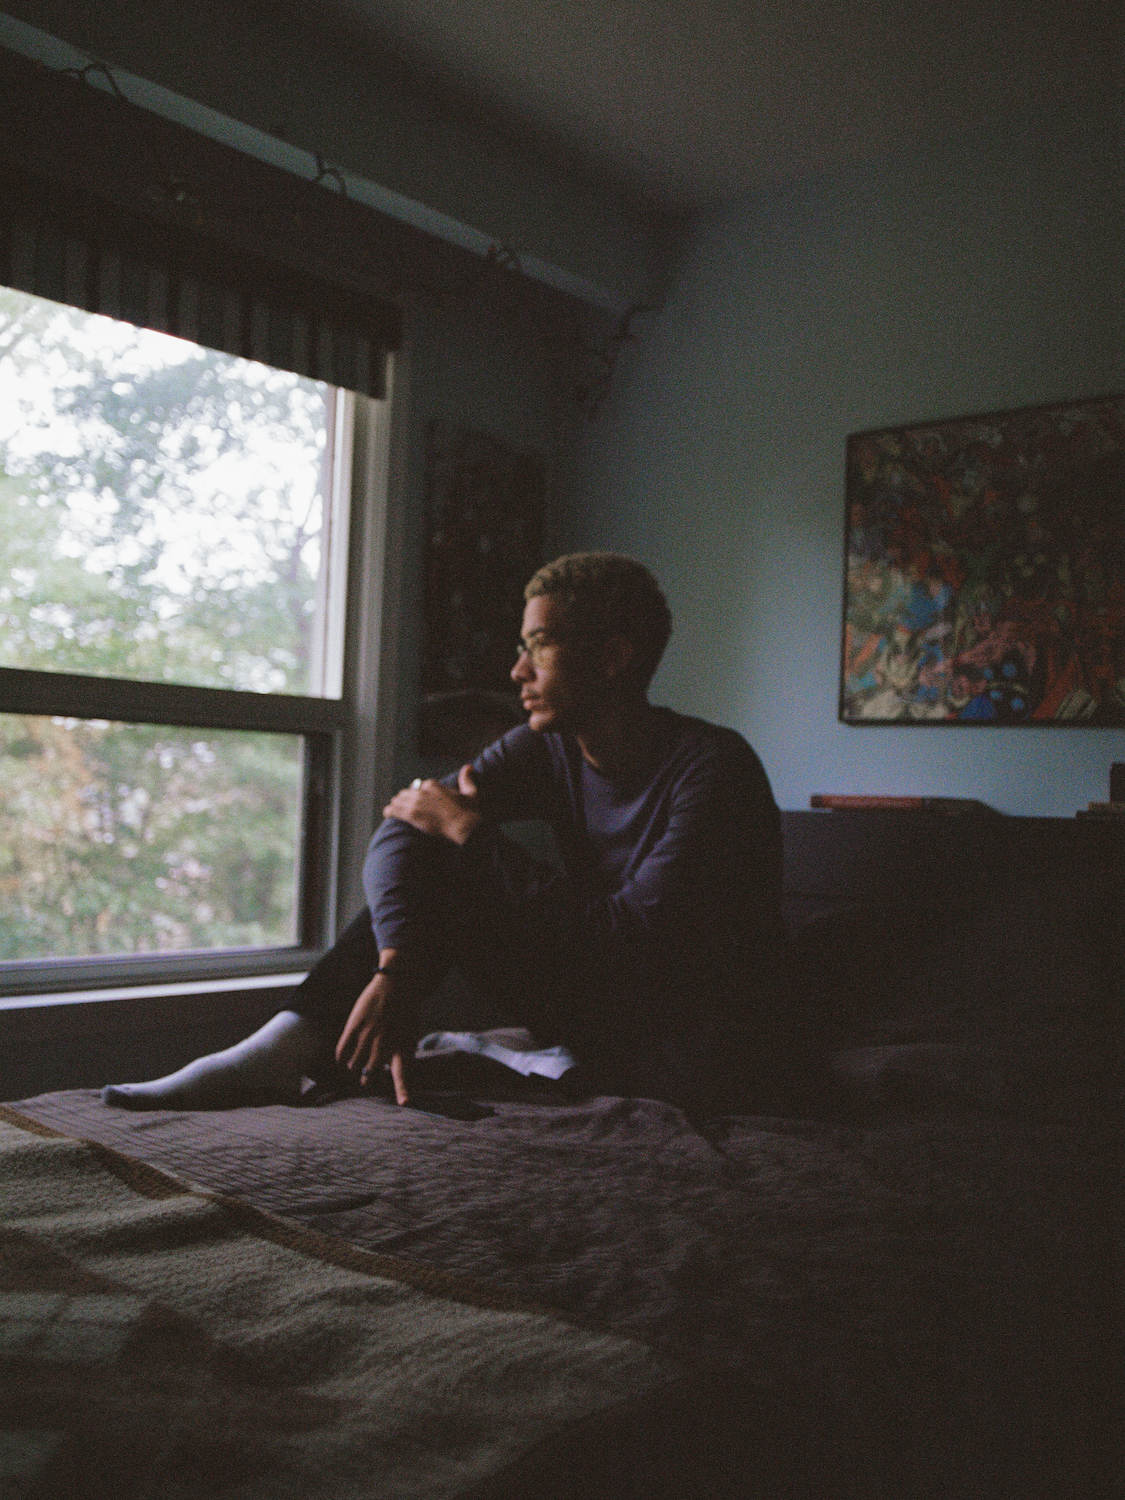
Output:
[104, 553, 789, 1117]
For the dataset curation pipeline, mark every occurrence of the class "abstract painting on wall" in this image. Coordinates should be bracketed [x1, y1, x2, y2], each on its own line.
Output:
[418, 421, 544, 759]
[840, 394, 1125, 724]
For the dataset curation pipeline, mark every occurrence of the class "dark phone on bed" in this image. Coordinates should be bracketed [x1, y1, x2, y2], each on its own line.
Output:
[406, 1092, 496, 1121]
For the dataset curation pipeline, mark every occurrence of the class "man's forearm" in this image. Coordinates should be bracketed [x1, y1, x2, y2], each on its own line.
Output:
[362, 816, 444, 952]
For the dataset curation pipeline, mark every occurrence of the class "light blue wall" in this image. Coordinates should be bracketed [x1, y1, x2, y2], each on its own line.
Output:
[562, 88, 1125, 815]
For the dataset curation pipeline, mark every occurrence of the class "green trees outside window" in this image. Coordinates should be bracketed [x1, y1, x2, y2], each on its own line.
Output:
[0, 288, 333, 962]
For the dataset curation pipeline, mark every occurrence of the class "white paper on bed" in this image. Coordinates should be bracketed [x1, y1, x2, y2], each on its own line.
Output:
[416, 1027, 577, 1080]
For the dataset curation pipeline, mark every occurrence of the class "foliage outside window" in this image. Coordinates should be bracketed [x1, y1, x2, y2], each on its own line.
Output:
[0, 287, 342, 966]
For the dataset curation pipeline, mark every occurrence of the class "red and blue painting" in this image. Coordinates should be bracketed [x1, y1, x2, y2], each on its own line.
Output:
[840, 394, 1125, 724]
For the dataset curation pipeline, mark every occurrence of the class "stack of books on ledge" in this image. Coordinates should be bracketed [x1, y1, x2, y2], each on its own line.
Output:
[810, 795, 997, 815]
[1077, 802, 1125, 819]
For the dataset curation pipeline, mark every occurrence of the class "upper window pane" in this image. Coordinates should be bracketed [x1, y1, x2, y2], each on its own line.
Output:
[0, 286, 338, 695]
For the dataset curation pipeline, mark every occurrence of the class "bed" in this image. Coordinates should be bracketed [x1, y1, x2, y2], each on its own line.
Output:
[2, 811, 1119, 1499]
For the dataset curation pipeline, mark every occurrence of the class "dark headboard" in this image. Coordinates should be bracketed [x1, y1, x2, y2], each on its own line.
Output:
[779, 810, 1121, 1052]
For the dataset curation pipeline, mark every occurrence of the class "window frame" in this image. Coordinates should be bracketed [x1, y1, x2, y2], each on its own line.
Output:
[0, 364, 399, 1000]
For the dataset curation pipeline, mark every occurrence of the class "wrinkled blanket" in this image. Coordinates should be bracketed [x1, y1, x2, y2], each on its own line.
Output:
[0, 1110, 700, 1500]
[6, 1077, 1111, 1500]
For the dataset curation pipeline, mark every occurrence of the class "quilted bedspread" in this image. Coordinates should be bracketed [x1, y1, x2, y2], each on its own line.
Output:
[5, 1064, 1112, 1499]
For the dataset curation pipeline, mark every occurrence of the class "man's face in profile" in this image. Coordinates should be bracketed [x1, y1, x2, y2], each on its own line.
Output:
[511, 594, 604, 735]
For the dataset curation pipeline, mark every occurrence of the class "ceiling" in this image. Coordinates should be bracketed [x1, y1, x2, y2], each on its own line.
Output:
[314, 0, 1113, 210]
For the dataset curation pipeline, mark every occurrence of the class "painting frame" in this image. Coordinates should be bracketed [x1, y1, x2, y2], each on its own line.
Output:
[839, 393, 1125, 726]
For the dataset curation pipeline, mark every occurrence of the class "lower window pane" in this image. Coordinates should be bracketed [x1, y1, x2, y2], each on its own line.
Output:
[0, 715, 301, 960]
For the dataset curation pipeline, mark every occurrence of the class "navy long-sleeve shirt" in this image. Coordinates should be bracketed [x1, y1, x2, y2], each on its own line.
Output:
[363, 709, 785, 1039]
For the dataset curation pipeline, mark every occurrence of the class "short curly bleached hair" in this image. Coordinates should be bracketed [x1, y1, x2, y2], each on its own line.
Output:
[524, 552, 672, 688]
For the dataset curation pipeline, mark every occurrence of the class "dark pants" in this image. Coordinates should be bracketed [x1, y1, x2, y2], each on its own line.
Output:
[288, 904, 564, 1041]
[288, 837, 794, 1114]
[289, 830, 575, 1083]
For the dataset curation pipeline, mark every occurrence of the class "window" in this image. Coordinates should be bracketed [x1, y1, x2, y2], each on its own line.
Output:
[0, 286, 391, 996]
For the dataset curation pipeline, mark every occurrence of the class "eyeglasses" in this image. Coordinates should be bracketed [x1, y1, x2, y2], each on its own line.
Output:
[516, 629, 604, 665]
[514, 635, 559, 665]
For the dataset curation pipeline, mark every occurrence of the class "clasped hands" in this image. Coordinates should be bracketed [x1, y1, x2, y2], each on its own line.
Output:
[334, 764, 481, 1105]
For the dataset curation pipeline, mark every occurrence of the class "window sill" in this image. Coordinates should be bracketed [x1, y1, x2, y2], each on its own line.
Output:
[0, 970, 308, 1012]
[0, 946, 324, 1000]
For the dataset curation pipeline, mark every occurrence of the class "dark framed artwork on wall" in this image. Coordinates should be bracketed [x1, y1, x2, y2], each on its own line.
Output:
[840, 394, 1125, 724]
[418, 421, 545, 759]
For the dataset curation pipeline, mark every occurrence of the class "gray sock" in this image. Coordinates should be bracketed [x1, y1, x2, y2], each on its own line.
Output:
[101, 1010, 324, 1111]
